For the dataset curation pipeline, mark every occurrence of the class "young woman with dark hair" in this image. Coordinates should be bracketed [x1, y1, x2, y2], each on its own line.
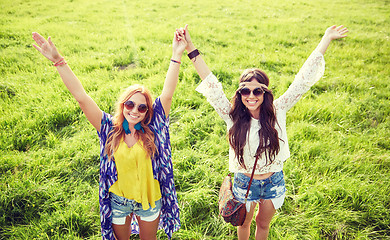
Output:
[229, 68, 280, 169]
[32, 29, 186, 239]
[180, 24, 348, 239]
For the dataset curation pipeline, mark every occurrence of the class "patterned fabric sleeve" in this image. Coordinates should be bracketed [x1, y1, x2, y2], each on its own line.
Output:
[147, 97, 180, 239]
[195, 73, 232, 123]
[275, 50, 325, 112]
[98, 112, 117, 240]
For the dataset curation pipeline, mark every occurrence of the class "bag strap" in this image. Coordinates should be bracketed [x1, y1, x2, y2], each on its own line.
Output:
[244, 154, 260, 203]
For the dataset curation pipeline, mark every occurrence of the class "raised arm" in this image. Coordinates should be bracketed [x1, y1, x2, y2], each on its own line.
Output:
[275, 25, 348, 112]
[182, 25, 211, 80]
[160, 30, 187, 117]
[181, 25, 232, 123]
[315, 25, 348, 55]
[32, 32, 102, 131]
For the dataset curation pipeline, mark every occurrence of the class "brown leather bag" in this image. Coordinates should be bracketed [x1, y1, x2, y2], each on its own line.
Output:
[218, 156, 259, 226]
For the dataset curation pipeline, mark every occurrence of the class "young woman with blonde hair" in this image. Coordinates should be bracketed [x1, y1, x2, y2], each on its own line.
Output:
[32, 29, 186, 239]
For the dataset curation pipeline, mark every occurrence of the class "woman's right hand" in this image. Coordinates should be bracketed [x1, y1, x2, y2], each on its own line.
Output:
[177, 24, 211, 80]
[32, 32, 63, 63]
[181, 24, 196, 53]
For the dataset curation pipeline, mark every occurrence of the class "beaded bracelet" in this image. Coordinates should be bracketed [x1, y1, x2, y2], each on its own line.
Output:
[53, 57, 67, 67]
[170, 59, 181, 64]
[187, 49, 200, 60]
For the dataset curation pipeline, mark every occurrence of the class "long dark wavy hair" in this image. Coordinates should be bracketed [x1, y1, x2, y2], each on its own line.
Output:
[228, 68, 280, 169]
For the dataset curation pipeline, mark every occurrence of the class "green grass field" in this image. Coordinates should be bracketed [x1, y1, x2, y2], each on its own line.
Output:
[1, 0, 389, 239]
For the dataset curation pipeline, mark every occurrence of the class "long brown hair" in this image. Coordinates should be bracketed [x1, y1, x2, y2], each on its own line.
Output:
[228, 68, 280, 169]
[105, 85, 156, 159]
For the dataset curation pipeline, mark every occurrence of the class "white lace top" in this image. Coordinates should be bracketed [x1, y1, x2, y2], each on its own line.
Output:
[196, 50, 325, 174]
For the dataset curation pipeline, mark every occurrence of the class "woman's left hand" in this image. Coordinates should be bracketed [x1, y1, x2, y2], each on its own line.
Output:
[324, 25, 348, 41]
[172, 29, 187, 56]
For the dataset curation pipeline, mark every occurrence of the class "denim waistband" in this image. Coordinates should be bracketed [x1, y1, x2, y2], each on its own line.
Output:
[109, 192, 133, 204]
[235, 170, 284, 185]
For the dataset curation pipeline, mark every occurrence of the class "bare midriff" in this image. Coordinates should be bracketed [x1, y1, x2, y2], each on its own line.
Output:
[244, 172, 274, 180]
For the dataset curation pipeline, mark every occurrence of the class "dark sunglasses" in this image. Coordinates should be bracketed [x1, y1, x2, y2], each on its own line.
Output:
[124, 100, 148, 113]
[239, 87, 264, 97]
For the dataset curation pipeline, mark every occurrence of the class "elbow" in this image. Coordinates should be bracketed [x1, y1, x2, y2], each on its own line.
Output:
[75, 93, 90, 107]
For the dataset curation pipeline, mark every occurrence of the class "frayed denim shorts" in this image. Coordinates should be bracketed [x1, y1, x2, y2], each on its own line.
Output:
[109, 192, 161, 225]
[232, 171, 286, 210]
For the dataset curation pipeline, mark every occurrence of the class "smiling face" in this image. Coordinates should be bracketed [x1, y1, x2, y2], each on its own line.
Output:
[240, 79, 266, 119]
[122, 92, 148, 127]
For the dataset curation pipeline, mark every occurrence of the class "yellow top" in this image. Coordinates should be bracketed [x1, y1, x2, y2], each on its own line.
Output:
[109, 139, 161, 210]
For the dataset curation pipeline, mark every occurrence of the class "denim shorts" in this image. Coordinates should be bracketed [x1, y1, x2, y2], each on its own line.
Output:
[110, 192, 161, 224]
[232, 171, 286, 210]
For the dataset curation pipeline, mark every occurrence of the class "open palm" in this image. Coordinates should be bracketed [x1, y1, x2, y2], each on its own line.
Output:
[32, 32, 62, 63]
[324, 25, 348, 40]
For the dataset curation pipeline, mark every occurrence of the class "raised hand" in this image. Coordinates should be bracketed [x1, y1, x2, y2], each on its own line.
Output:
[32, 32, 62, 63]
[324, 25, 348, 41]
[316, 25, 348, 55]
[172, 29, 187, 56]
[180, 24, 195, 53]
[183, 24, 193, 49]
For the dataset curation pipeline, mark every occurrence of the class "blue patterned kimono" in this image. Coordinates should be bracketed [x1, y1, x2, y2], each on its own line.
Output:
[97, 97, 180, 239]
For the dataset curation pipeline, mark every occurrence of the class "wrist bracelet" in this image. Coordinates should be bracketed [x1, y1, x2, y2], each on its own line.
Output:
[170, 59, 181, 64]
[187, 49, 200, 60]
[53, 57, 67, 67]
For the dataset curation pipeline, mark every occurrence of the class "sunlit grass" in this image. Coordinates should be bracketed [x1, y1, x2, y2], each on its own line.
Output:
[0, 0, 389, 239]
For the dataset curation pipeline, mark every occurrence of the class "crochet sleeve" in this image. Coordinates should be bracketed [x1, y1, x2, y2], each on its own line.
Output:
[195, 73, 232, 123]
[275, 50, 325, 112]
